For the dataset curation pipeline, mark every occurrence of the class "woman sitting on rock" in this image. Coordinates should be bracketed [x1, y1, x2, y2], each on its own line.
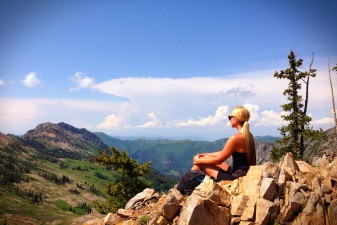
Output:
[191, 106, 256, 182]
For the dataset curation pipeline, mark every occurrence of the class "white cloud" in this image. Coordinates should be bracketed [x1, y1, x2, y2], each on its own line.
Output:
[97, 113, 122, 129]
[21, 72, 42, 87]
[243, 103, 259, 122]
[69, 71, 95, 91]
[0, 79, 4, 86]
[136, 112, 162, 128]
[312, 117, 335, 125]
[175, 106, 229, 127]
[255, 110, 286, 126]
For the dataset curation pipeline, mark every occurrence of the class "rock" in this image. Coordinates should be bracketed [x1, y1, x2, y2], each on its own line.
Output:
[161, 193, 180, 221]
[151, 215, 171, 225]
[177, 194, 231, 225]
[302, 192, 319, 214]
[255, 198, 273, 225]
[282, 191, 306, 222]
[240, 196, 257, 221]
[125, 188, 156, 209]
[194, 176, 231, 207]
[117, 209, 134, 218]
[331, 158, 337, 181]
[231, 195, 249, 216]
[308, 203, 325, 225]
[259, 177, 277, 201]
[328, 199, 337, 225]
[103, 213, 123, 225]
[313, 155, 329, 169]
[279, 152, 300, 174]
[296, 161, 317, 175]
[262, 162, 280, 180]
[241, 165, 264, 197]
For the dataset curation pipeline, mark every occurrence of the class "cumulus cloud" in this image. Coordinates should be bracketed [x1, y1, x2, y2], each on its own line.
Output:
[136, 112, 162, 128]
[21, 72, 43, 87]
[311, 117, 334, 125]
[0, 79, 4, 86]
[97, 113, 122, 129]
[175, 106, 229, 127]
[255, 110, 286, 126]
[69, 71, 95, 91]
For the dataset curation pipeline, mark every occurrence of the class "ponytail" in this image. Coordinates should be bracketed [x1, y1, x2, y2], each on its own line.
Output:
[242, 121, 256, 166]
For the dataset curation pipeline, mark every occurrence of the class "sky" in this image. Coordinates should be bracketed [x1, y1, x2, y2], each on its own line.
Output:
[0, 0, 336, 140]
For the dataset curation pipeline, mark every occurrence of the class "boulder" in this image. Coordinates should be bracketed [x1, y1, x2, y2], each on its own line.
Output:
[231, 195, 249, 216]
[259, 177, 277, 202]
[262, 162, 280, 180]
[240, 196, 257, 221]
[160, 193, 180, 221]
[125, 188, 155, 210]
[255, 198, 273, 225]
[117, 209, 134, 218]
[282, 191, 306, 222]
[177, 194, 230, 225]
[241, 165, 264, 197]
[328, 199, 337, 225]
[279, 152, 300, 174]
[103, 213, 123, 225]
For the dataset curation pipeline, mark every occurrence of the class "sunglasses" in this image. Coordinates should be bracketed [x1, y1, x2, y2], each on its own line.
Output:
[228, 115, 235, 121]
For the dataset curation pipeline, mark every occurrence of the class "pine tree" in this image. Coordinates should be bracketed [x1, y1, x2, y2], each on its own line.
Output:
[94, 147, 151, 213]
[270, 50, 324, 161]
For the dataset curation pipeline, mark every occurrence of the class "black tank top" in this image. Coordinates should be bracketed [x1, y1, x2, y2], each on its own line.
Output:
[232, 151, 250, 172]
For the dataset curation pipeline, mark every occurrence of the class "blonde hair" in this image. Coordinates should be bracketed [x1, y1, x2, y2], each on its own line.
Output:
[231, 106, 256, 165]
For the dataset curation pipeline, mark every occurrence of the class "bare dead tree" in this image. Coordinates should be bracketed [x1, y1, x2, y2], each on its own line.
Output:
[329, 61, 337, 133]
[299, 53, 315, 154]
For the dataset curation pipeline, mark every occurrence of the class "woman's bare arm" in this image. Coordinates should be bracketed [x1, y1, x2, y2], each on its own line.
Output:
[194, 136, 237, 166]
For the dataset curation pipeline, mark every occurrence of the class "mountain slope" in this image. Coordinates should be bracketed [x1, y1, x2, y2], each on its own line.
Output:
[24, 122, 108, 157]
[304, 126, 337, 161]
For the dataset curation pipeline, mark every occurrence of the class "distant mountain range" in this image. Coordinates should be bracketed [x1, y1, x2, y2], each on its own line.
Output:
[3, 122, 335, 176]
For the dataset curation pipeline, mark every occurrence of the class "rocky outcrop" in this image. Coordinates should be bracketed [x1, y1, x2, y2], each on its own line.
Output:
[84, 152, 337, 225]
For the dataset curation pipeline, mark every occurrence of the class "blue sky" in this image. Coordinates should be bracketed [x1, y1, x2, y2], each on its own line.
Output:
[0, 0, 336, 140]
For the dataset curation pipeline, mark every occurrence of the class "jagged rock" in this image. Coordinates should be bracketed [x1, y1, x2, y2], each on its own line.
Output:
[269, 198, 280, 222]
[125, 188, 156, 210]
[331, 158, 337, 181]
[240, 196, 256, 221]
[231, 195, 249, 216]
[302, 192, 319, 214]
[255, 198, 273, 225]
[103, 213, 123, 225]
[296, 161, 317, 175]
[308, 203, 325, 225]
[282, 191, 306, 222]
[177, 194, 230, 225]
[240, 165, 264, 197]
[161, 193, 180, 221]
[328, 199, 337, 225]
[259, 177, 277, 201]
[262, 162, 280, 180]
[151, 215, 171, 225]
[313, 155, 330, 169]
[279, 152, 300, 174]
[117, 209, 134, 218]
[193, 176, 231, 207]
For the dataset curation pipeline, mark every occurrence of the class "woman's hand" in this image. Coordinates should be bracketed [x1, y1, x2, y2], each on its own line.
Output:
[193, 155, 200, 165]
